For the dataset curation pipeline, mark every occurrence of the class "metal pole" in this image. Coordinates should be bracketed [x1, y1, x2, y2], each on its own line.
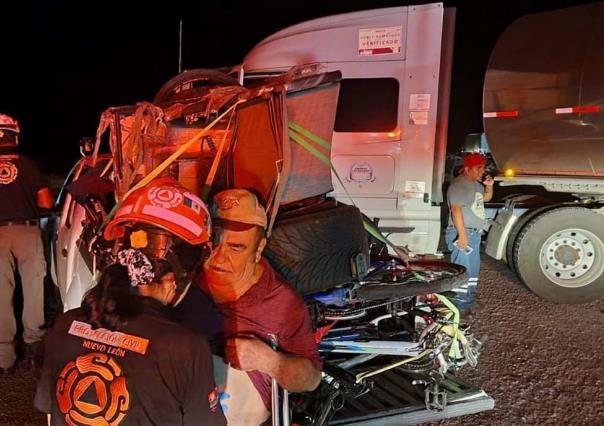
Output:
[178, 19, 183, 73]
[268, 334, 280, 426]
[282, 389, 290, 426]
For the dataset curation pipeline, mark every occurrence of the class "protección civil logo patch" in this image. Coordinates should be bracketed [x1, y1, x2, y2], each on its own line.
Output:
[0, 161, 18, 184]
[56, 352, 129, 425]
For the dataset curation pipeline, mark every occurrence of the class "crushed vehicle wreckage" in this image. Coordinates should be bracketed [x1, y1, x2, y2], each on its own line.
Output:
[50, 65, 493, 425]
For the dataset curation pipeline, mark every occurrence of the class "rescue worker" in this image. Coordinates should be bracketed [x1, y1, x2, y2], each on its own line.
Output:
[34, 264, 225, 425]
[35, 178, 226, 425]
[101, 177, 213, 307]
[0, 113, 53, 374]
[446, 153, 494, 315]
[201, 189, 322, 425]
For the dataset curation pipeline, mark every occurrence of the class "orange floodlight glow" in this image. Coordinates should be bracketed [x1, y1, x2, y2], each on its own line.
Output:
[504, 168, 515, 177]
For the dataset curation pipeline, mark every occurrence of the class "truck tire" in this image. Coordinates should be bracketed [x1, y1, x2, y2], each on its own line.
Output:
[264, 203, 369, 295]
[505, 206, 556, 273]
[513, 207, 604, 303]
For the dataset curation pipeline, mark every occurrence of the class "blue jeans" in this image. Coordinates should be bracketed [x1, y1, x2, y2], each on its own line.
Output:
[445, 226, 482, 311]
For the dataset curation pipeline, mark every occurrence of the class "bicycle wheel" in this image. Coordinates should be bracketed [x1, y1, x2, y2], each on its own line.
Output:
[355, 260, 467, 301]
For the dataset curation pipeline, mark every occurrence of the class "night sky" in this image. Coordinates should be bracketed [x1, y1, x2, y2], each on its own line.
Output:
[0, 0, 598, 176]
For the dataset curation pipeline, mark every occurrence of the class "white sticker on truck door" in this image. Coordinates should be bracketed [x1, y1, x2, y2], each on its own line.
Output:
[409, 94, 431, 125]
[409, 94, 431, 111]
[404, 180, 426, 198]
[358, 27, 402, 56]
[409, 111, 428, 126]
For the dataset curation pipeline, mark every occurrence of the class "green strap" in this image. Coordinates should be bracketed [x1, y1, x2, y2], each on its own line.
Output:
[288, 121, 331, 150]
[362, 213, 410, 263]
[288, 122, 403, 254]
[288, 126, 354, 206]
[288, 130, 331, 167]
[362, 219, 395, 249]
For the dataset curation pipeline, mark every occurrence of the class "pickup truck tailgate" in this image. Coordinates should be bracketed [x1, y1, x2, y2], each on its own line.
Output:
[330, 368, 494, 425]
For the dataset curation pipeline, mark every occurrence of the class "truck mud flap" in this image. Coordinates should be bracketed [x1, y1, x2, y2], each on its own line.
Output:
[330, 370, 493, 425]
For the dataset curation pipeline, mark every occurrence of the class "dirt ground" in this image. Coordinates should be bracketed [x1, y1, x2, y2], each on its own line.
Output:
[438, 256, 604, 426]
[1, 256, 603, 425]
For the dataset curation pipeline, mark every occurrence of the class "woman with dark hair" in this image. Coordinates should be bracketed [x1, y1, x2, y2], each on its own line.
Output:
[34, 261, 225, 425]
[80, 264, 143, 331]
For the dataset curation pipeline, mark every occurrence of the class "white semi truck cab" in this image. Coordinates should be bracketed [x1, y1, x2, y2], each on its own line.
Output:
[244, 3, 455, 256]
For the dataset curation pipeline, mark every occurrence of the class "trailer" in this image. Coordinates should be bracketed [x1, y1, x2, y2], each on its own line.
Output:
[481, 2, 604, 303]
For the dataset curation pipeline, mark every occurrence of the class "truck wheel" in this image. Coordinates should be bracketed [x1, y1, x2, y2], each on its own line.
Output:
[505, 206, 556, 273]
[513, 207, 604, 303]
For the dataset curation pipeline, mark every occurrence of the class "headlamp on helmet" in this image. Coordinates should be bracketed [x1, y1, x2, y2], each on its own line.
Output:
[105, 178, 213, 306]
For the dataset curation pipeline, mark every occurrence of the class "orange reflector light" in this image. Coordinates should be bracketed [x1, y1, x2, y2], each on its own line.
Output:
[130, 230, 148, 249]
[504, 169, 515, 178]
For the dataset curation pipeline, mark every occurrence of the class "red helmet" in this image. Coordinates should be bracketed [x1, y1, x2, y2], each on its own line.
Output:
[104, 177, 211, 245]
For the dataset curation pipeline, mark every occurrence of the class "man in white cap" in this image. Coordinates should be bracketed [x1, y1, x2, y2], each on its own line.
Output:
[202, 189, 321, 425]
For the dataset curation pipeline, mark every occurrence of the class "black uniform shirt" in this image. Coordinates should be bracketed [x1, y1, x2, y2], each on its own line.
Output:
[35, 298, 226, 426]
[0, 154, 48, 221]
[172, 285, 223, 341]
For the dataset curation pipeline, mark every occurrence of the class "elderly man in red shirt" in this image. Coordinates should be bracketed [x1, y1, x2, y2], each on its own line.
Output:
[203, 189, 321, 425]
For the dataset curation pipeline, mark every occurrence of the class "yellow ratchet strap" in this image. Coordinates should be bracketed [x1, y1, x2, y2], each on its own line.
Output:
[435, 294, 462, 359]
[355, 349, 433, 383]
